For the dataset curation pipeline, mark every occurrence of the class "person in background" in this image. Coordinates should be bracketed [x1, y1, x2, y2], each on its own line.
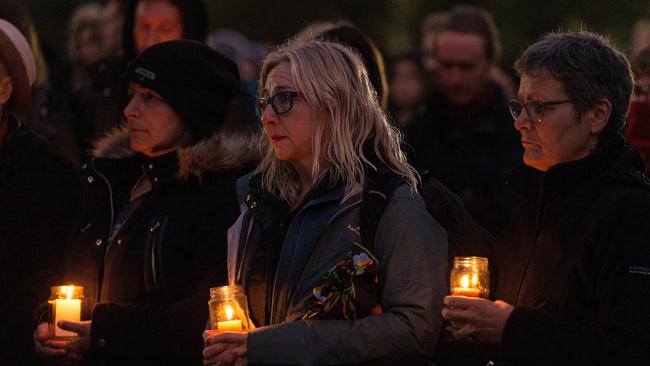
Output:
[203, 40, 447, 366]
[627, 46, 650, 172]
[206, 28, 268, 104]
[297, 21, 390, 109]
[419, 11, 448, 92]
[67, 2, 106, 92]
[0, 0, 81, 168]
[70, 0, 206, 155]
[34, 40, 259, 365]
[102, 0, 127, 58]
[631, 19, 650, 58]
[405, 5, 521, 234]
[388, 52, 426, 128]
[442, 31, 650, 365]
[0, 19, 79, 365]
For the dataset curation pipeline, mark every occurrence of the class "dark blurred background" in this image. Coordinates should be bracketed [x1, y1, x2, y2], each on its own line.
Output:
[23, 0, 650, 74]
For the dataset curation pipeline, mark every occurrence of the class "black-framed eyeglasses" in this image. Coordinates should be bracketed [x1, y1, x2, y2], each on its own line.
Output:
[508, 99, 573, 123]
[258, 91, 303, 116]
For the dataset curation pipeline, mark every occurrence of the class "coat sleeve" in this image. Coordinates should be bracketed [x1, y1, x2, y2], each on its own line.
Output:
[247, 188, 448, 365]
[500, 211, 650, 365]
[89, 190, 238, 360]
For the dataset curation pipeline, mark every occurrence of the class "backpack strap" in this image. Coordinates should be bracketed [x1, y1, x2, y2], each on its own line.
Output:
[360, 169, 404, 251]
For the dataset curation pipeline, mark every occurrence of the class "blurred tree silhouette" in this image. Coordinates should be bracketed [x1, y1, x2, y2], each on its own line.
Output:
[22, 0, 650, 76]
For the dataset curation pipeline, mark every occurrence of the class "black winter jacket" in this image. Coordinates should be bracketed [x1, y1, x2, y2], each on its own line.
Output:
[493, 137, 650, 365]
[0, 117, 80, 365]
[61, 125, 259, 365]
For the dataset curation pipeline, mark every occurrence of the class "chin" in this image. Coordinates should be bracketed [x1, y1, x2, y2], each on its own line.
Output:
[272, 149, 293, 162]
[130, 142, 148, 154]
[523, 157, 549, 172]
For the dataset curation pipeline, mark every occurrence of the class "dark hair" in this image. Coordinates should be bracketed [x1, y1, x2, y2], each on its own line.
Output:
[121, 0, 207, 59]
[316, 22, 389, 109]
[515, 31, 634, 146]
[438, 5, 500, 62]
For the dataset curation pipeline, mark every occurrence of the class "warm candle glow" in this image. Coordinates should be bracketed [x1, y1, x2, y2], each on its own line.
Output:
[452, 274, 480, 297]
[52, 285, 82, 338]
[208, 285, 251, 332]
[460, 275, 469, 288]
[63, 285, 74, 299]
[450, 256, 490, 299]
[218, 304, 243, 332]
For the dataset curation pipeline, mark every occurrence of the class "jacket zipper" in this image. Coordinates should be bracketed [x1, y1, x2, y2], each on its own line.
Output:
[149, 219, 162, 285]
[272, 197, 363, 322]
[91, 158, 115, 229]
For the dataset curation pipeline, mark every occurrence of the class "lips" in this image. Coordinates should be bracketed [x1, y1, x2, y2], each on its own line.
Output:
[521, 139, 538, 148]
[269, 134, 286, 142]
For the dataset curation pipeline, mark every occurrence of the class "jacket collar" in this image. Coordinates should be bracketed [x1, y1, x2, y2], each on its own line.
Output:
[141, 152, 179, 187]
[91, 121, 260, 180]
[509, 136, 649, 199]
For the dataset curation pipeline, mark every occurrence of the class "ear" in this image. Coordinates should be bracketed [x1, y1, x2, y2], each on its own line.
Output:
[588, 98, 612, 135]
[0, 76, 13, 105]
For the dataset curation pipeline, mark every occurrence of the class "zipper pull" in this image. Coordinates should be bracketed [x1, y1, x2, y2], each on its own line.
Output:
[149, 220, 160, 232]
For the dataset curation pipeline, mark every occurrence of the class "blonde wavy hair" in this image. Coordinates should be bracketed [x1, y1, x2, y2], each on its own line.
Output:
[258, 40, 417, 204]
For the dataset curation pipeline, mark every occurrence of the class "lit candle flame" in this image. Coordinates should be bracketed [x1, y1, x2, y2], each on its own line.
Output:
[61, 285, 75, 299]
[460, 275, 469, 289]
[225, 305, 234, 321]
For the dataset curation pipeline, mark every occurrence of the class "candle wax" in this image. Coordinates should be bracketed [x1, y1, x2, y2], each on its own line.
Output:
[54, 299, 81, 337]
[218, 319, 243, 332]
[452, 287, 480, 297]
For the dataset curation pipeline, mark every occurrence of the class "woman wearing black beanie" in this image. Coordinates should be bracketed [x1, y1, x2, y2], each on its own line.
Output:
[34, 40, 260, 365]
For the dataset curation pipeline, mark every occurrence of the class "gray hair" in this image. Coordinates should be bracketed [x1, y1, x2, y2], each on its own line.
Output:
[514, 31, 634, 147]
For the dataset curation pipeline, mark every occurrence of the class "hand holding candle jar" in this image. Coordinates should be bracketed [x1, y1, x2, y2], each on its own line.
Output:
[208, 285, 252, 333]
[48, 285, 84, 339]
[448, 257, 490, 329]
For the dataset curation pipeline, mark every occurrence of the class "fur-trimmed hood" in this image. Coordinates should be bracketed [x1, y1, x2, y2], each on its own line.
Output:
[91, 123, 260, 179]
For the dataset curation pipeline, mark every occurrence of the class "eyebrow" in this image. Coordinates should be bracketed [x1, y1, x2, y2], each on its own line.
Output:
[262, 84, 292, 97]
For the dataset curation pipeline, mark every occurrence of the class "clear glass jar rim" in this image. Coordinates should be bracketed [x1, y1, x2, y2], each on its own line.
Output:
[50, 285, 85, 299]
[453, 256, 489, 264]
[454, 256, 488, 263]
[209, 285, 245, 300]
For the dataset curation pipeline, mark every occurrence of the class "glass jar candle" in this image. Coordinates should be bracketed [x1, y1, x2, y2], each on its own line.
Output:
[208, 285, 251, 332]
[48, 285, 84, 339]
[449, 256, 490, 298]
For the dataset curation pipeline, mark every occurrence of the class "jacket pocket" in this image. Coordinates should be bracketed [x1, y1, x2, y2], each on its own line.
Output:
[143, 215, 168, 289]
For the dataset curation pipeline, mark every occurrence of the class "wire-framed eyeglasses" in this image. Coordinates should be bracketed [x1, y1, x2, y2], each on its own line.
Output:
[508, 99, 573, 123]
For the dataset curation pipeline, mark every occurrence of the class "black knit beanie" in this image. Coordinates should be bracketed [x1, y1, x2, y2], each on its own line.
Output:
[121, 39, 242, 142]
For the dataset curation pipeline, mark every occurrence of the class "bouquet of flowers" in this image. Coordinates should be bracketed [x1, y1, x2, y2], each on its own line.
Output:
[302, 242, 383, 320]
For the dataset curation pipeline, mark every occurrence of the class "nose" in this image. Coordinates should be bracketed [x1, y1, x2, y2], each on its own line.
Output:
[513, 110, 533, 131]
[260, 103, 279, 126]
[123, 95, 139, 120]
[446, 66, 462, 86]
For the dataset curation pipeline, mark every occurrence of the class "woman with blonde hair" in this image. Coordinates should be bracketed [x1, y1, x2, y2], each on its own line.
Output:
[203, 41, 448, 365]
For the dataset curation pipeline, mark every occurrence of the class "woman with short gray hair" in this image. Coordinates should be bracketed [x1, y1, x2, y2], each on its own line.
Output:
[442, 31, 650, 365]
